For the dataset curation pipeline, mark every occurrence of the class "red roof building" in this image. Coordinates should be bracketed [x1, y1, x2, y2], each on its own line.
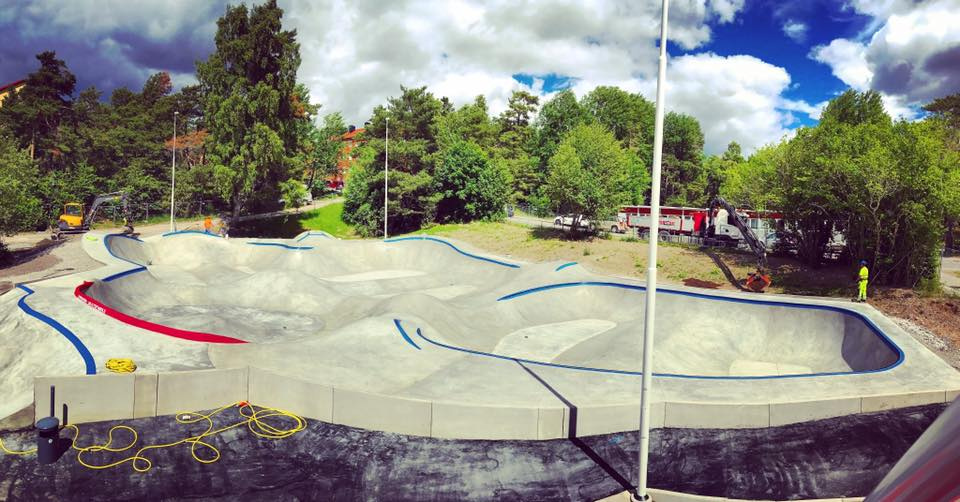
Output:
[327, 126, 365, 190]
[0, 79, 26, 107]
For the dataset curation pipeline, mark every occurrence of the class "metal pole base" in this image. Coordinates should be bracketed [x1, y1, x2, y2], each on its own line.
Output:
[631, 492, 652, 502]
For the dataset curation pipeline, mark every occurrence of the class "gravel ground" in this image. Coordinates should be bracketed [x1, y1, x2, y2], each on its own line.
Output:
[0, 235, 102, 294]
[892, 316, 960, 370]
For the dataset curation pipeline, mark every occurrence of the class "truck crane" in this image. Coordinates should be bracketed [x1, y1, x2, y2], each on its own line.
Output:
[53, 191, 135, 239]
[702, 197, 771, 292]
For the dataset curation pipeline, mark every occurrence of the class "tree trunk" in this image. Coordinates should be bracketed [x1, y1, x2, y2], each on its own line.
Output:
[946, 218, 956, 250]
[307, 169, 317, 196]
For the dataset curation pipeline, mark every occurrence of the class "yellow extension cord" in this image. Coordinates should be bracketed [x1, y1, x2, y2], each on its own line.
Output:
[105, 358, 137, 373]
[0, 402, 306, 472]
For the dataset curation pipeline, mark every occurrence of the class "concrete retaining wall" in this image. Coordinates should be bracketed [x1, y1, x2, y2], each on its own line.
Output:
[33, 368, 960, 441]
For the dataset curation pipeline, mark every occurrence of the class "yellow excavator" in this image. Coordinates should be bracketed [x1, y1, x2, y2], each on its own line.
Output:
[53, 191, 135, 239]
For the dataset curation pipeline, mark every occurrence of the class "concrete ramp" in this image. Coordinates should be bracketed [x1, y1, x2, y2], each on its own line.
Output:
[1, 231, 958, 438]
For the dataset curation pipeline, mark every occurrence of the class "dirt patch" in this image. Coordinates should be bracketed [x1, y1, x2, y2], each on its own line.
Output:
[0, 252, 61, 279]
[683, 278, 722, 289]
[890, 317, 960, 370]
[430, 222, 853, 296]
[0, 281, 11, 295]
[0, 237, 65, 276]
[0, 234, 99, 286]
[870, 289, 960, 369]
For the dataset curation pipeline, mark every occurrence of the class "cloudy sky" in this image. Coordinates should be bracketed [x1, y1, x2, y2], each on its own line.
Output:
[1, 0, 959, 154]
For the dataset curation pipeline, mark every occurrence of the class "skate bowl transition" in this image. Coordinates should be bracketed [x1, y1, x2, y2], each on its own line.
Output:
[2, 231, 959, 439]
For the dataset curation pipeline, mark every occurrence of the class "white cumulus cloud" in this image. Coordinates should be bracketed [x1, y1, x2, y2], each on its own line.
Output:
[781, 20, 807, 43]
[812, 0, 960, 119]
[282, 0, 821, 155]
[652, 53, 807, 154]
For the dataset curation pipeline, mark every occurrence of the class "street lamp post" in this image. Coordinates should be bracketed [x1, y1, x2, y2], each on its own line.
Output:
[169, 111, 179, 232]
[634, 0, 669, 501]
[384, 117, 389, 239]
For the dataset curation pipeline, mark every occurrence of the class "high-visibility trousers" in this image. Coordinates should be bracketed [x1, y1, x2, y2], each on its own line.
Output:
[858, 279, 868, 300]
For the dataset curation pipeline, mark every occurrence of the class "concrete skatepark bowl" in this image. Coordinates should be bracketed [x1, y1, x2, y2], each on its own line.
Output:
[1, 231, 959, 439]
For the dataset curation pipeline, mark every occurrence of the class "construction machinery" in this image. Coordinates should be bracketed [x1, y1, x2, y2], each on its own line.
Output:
[702, 197, 771, 292]
[53, 191, 135, 239]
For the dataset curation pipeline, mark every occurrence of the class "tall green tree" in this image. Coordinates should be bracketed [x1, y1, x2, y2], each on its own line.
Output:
[0, 130, 43, 248]
[302, 112, 347, 193]
[0, 51, 76, 169]
[496, 91, 539, 202]
[434, 95, 498, 151]
[434, 141, 508, 222]
[722, 89, 960, 286]
[543, 123, 643, 229]
[923, 92, 960, 247]
[661, 111, 705, 205]
[196, 0, 305, 219]
[581, 86, 655, 153]
[820, 89, 889, 127]
[720, 142, 783, 211]
[698, 141, 745, 206]
[342, 86, 444, 236]
[535, 89, 591, 172]
[924, 93, 960, 132]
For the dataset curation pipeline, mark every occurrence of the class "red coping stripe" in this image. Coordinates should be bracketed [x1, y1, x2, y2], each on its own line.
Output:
[74, 281, 247, 344]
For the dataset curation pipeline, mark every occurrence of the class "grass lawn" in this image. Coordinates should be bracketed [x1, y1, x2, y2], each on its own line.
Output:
[410, 220, 855, 297]
[298, 202, 356, 238]
[232, 202, 356, 239]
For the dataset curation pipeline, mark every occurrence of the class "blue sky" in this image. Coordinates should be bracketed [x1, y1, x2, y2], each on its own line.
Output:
[1, 0, 958, 154]
[703, 1, 869, 127]
[512, 1, 879, 129]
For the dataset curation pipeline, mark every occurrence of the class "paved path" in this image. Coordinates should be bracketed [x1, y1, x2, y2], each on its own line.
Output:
[942, 255, 960, 294]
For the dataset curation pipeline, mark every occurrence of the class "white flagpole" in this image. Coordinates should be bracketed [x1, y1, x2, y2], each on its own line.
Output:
[635, 0, 669, 500]
[169, 111, 178, 232]
[384, 117, 389, 239]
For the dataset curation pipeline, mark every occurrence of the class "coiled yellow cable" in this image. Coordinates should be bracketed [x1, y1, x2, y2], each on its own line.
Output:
[0, 402, 306, 472]
[105, 358, 137, 373]
[0, 436, 37, 455]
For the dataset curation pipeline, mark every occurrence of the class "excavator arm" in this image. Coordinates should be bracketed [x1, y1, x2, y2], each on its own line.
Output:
[84, 192, 126, 227]
[704, 197, 771, 291]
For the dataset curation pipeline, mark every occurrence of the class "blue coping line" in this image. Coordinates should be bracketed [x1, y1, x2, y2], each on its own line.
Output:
[103, 233, 148, 268]
[493, 282, 905, 378]
[296, 231, 333, 242]
[394, 283, 904, 380]
[385, 236, 521, 269]
[555, 262, 577, 272]
[161, 230, 223, 238]
[102, 266, 147, 282]
[246, 242, 315, 251]
[393, 319, 421, 350]
[16, 285, 96, 375]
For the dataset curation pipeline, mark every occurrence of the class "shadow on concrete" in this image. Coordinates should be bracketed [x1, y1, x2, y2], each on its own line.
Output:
[517, 361, 635, 494]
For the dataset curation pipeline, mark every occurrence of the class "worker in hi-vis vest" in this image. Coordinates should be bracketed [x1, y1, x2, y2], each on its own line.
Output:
[856, 260, 869, 302]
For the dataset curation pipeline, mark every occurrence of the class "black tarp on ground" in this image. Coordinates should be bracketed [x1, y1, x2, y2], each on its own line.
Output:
[0, 404, 945, 501]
